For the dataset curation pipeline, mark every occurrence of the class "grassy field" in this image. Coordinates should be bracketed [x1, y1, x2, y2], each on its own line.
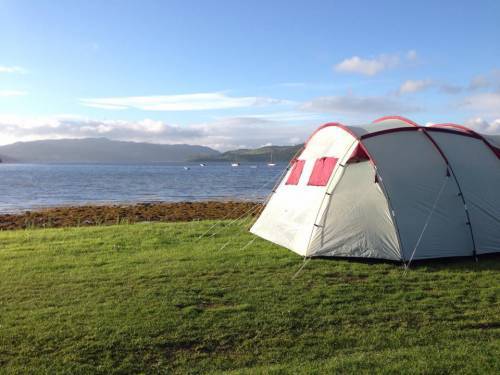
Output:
[0, 219, 499, 374]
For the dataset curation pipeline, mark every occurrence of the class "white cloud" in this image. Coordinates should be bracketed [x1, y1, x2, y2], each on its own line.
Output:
[469, 69, 500, 91]
[334, 50, 416, 76]
[464, 117, 500, 134]
[80, 92, 289, 111]
[397, 79, 465, 95]
[406, 50, 418, 61]
[224, 111, 326, 122]
[0, 66, 27, 74]
[463, 92, 500, 117]
[0, 90, 27, 97]
[398, 79, 433, 94]
[334, 55, 398, 76]
[300, 94, 420, 115]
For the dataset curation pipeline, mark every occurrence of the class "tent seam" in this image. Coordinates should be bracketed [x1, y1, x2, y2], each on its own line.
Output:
[304, 139, 357, 258]
[421, 130, 478, 259]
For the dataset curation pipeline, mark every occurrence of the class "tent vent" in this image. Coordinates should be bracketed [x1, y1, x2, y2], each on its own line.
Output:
[308, 157, 338, 186]
[285, 159, 305, 185]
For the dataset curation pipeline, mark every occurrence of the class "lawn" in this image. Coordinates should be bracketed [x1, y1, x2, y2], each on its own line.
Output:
[0, 219, 499, 374]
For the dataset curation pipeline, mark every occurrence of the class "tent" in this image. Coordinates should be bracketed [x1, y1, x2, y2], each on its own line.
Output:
[251, 116, 500, 262]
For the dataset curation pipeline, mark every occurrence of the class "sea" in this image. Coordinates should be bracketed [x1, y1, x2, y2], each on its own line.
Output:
[0, 162, 287, 213]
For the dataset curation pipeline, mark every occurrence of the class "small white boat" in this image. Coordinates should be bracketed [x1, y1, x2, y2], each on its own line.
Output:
[199, 163, 206, 167]
[231, 162, 240, 167]
[267, 152, 276, 166]
[183, 166, 190, 170]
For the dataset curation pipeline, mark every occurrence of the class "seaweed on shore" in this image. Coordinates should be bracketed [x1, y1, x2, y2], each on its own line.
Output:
[0, 201, 262, 230]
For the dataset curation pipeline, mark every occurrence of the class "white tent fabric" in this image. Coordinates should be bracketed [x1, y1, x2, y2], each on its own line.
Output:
[251, 117, 500, 262]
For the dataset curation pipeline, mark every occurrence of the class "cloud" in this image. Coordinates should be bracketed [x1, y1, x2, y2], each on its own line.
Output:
[398, 79, 434, 94]
[0, 66, 27, 74]
[300, 94, 420, 115]
[224, 111, 326, 122]
[464, 117, 500, 134]
[462, 92, 500, 117]
[0, 90, 27, 97]
[80, 92, 289, 111]
[334, 50, 416, 76]
[439, 84, 463, 95]
[397, 79, 462, 95]
[406, 50, 418, 61]
[334, 55, 399, 76]
[0, 114, 312, 150]
[469, 69, 500, 91]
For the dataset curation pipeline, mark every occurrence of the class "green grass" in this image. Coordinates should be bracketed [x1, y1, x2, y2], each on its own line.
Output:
[0, 220, 499, 374]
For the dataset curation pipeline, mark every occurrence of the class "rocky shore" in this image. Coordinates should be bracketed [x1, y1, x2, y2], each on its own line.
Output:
[0, 201, 263, 230]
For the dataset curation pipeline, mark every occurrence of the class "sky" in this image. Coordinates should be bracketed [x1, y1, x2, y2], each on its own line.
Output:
[0, 0, 499, 150]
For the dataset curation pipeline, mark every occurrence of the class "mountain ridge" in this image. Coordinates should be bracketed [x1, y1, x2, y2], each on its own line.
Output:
[0, 138, 302, 163]
[191, 144, 303, 162]
[0, 138, 219, 163]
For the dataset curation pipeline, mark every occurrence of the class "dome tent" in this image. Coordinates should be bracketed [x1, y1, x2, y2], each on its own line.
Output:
[250, 116, 500, 262]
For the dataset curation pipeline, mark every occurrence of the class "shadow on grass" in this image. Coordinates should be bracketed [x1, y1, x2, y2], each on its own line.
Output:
[311, 252, 500, 272]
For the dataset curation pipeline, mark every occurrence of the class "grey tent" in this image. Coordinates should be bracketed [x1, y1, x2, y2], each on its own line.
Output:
[251, 116, 500, 262]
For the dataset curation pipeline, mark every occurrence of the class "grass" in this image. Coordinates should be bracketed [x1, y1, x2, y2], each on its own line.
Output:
[0, 219, 499, 374]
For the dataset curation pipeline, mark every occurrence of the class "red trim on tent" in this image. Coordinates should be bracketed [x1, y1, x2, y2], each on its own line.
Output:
[361, 116, 420, 139]
[425, 127, 480, 139]
[429, 123, 500, 159]
[347, 143, 370, 163]
[302, 117, 499, 170]
[305, 122, 359, 146]
[304, 122, 377, 166]
[285, 159, 305, 185]
[307, 157, 338, 186]
[362, 126, 452, 166]
[360, 127, 418, 139]
[372, 116, 420, 127]
[429, 123, 475, 134]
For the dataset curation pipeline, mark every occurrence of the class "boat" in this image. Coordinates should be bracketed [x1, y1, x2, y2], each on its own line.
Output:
[231, 162, 240, 167]
[183, 166, 190, 170]
[267, 152, 276, 167]
[199, 163, 206, 167]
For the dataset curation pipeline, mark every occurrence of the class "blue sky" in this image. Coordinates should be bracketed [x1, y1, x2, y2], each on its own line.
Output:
[0, 0, 499, 149]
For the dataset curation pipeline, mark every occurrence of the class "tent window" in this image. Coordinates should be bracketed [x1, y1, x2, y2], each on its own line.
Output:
[308, 157, 338, 186]
[285, 159, 305, 185]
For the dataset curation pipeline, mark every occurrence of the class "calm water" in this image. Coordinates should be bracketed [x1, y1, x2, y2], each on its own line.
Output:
[0, 163, 287, 213]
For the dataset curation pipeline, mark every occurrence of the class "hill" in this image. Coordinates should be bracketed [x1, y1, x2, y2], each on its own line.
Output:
[0, 138, 220, 163]
[0, 220, 498, 373]
[0, 154, 17, 163]
[193, 144, 303, 162]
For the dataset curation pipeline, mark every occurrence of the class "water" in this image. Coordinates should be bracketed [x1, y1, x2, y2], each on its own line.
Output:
[0, 163, 287, 213]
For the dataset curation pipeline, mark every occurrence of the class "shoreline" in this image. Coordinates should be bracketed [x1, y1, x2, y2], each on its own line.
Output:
[0, 201, 263, 230]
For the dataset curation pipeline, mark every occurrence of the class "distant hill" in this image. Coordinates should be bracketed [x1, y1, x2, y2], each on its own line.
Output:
[192, 144, 303, 162]
[0, 154, 17, 163]
[0, 138, 220, 163]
